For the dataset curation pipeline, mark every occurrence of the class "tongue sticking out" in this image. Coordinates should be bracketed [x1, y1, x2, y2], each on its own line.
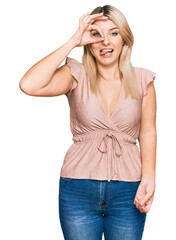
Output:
[100, 50, 113, 56]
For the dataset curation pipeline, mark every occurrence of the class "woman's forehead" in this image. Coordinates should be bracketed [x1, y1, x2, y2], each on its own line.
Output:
[92, 19, 117, 29]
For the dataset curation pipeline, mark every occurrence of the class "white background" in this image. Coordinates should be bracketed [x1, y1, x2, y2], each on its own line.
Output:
[0, 0, 175, 239]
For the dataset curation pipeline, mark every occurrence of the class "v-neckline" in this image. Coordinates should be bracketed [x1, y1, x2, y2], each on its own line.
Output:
[97, 80, 123, 118]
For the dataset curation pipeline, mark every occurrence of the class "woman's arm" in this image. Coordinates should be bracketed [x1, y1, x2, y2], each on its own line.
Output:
[19, 37, 77, 96]
[19, 12, 107, 97]
[134, 81, 157, 213]
[139, 81, 157, 182]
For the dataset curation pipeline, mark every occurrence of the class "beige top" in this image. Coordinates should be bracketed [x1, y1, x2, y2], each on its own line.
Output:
[60, 57, 156, 182]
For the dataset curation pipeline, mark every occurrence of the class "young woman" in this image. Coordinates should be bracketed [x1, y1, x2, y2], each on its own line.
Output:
[19, 5, 157, 240]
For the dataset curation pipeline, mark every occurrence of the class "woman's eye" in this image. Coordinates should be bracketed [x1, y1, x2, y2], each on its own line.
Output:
[93, 32, 100, 36]
[111, 32, 118, 36]
[92, 32, 118, 37]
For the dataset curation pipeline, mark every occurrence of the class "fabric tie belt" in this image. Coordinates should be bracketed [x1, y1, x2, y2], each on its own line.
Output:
[72, 130, 137, 182]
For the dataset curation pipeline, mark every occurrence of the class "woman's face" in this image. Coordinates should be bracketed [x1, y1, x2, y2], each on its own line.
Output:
[89, 19, 124, 64]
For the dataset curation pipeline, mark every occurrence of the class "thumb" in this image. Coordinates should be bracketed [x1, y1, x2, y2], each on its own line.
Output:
[140, 192, 152, 206]
[92, 37, 105, 43]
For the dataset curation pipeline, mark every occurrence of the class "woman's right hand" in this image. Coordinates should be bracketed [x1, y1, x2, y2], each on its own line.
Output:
[71, 12, 109, 47]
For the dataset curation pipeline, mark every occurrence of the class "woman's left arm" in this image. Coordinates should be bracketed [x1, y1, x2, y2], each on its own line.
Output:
[134, 81, 157, 213]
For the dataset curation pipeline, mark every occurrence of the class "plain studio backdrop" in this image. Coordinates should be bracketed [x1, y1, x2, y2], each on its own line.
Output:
[0, 0, 175, 239]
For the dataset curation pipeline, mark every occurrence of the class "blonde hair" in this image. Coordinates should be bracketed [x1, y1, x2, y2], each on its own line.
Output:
[82, 5, 139, 99]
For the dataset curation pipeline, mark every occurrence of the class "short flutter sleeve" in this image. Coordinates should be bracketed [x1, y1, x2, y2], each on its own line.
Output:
[65, 57, 83, 94]
[141, 67, 156, 97]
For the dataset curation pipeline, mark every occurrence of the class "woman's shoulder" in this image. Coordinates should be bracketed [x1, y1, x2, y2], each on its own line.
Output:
[133, 66, 156, 76]
[65, 56, 83, 68]
[133, 66, 156, 97]
[65, 57, 85, 96]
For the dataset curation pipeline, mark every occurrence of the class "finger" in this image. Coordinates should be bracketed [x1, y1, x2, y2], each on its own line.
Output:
[137, 204, 144, 213]
[134, 198, 138, 206]
[141, 206, 146, 213]
[87, 12, 104, 19]
[89, 15, 108, 24]
[140, 192, 152, 206]
[141, 204, 150, 213]
[79, 12, 90, 22]
[134, 195, 144, 212]
[89, 16, 109, 26]
[136, 196, 152, 213]
[89, 14, 109, 20]
[139, 203, 146, 213]
[135, 192, 146, 208]
[140, 195, 153, 213]
[89, 25, 105, 37]
[139, 206, 144, 213]
[134, 191, 145, 205]
[144, 198, 152, 210]
[136, 201, 147, 213]
[135, 202, 140, 210]
[145, 203, 152, 212]
[134, 199, 140, 210]
[79, 15, 108, 33]
[79, 13, 90, 30]
[91, 37, 105, 44]
[84, 14, 108, 25]
[82, 12, 103, 23]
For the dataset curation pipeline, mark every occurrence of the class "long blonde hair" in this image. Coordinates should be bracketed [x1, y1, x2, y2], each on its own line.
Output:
[82, 5, 139, 99]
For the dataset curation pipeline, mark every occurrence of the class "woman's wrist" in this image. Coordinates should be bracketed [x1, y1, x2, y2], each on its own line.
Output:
[142, 164, 156, 181]
[142, 173, 156, 183]
[66, 36, 80, 49]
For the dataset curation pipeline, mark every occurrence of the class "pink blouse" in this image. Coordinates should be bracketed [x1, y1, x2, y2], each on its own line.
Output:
[60, 57, 156, 182]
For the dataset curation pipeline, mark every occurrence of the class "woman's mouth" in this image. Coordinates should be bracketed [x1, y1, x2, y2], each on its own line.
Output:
[99, 49, 114, 57]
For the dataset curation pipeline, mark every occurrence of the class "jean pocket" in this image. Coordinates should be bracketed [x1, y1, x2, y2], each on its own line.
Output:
[60, 176, 74, 182]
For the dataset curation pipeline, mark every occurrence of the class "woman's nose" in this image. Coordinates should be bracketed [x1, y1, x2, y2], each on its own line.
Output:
[102, 35, 110, 45]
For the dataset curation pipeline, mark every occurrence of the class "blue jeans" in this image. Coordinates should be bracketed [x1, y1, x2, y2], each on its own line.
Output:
[59, 177, 147, 240]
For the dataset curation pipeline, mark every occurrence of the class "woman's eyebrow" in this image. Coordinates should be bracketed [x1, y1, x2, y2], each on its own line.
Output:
[109, 27, 118, 30]
[90, 27, 119, 33]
